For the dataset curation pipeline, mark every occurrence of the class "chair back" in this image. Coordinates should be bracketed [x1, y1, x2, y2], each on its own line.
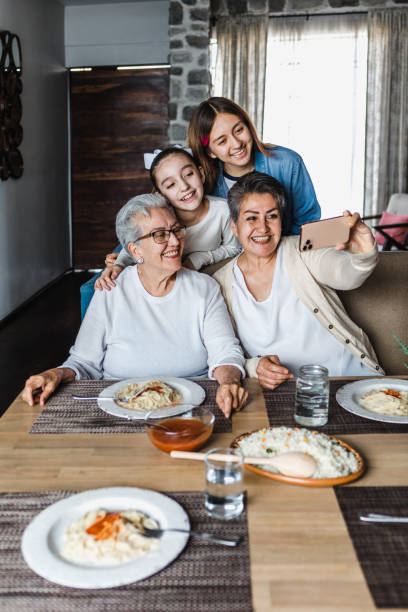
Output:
[387, 193, 408, 215]
[337, 251, 408, 375]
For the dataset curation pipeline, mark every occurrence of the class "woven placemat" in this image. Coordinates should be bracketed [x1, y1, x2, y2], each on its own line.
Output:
[29, 379, 231, 434]
[0, 490, 252, 612]
[263, 379, 408, 434]
[335, 486, 408, 608]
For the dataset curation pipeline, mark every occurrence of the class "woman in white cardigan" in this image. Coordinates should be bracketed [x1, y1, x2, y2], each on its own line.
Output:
[213, 172, 384, 390]
[23, 194, 247, 417]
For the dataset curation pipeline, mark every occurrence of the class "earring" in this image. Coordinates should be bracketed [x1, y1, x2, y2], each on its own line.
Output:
[136, 257, 144, 264]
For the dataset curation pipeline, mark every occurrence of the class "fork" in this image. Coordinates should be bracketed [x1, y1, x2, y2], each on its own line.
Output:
[72, 395, 132, 401]
[360, 513, 408, 523]
[139, 525, 241, 547]
[73, 384, 154, 402]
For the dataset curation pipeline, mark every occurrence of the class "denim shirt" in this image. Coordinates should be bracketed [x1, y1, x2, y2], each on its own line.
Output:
[213, 146, 321, 235]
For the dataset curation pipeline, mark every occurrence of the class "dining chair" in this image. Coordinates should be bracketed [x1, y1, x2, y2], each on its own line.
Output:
[337, 250, 408, 375]
[363, 193, 408, 251]
[80, 244, 121, 319]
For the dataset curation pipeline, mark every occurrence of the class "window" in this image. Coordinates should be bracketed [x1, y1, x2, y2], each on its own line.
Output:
[263, 14, 368, 217]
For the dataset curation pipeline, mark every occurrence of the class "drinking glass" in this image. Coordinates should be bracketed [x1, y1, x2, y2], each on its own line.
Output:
[204, 447, 244, 520]
[294, 364, 329, 427]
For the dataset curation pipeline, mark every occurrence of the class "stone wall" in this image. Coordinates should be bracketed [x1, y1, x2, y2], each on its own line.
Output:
[168, 0, 211, 144]
[212, 0, 403, 16]
[168, 0, 405, 143]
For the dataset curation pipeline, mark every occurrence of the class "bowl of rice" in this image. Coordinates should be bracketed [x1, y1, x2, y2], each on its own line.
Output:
[231, 426, 364, 487]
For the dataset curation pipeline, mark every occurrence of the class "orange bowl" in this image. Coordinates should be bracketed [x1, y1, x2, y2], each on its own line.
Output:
[144, 406, 215, 454]
[231, 428, 365, 487]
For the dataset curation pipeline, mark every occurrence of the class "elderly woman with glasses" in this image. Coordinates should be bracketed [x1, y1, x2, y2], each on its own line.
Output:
[22, 194, 248, 416]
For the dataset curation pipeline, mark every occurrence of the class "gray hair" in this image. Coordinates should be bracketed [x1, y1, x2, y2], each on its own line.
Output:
[227, 171, 286, 224]
[116, 193, 174, 254]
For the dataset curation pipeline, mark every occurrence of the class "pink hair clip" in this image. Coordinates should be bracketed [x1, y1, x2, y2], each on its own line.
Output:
[200, 134, 209, 147]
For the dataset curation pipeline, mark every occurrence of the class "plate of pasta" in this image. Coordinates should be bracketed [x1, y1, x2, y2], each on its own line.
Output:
[98, 377, 206, 420]
[21, 487, 189, 588]
[336, 378, 408, 423]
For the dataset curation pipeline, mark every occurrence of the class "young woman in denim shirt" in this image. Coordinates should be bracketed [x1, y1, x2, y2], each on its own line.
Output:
[188, 97, 321, 235]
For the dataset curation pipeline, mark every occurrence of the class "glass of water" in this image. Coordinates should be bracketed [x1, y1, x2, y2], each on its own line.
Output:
[204, 448, 244, 520]
[294, 364, 329, 427]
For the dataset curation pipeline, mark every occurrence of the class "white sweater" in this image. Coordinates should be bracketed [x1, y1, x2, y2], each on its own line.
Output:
[115, 196, 241, 271]
[62, 266, 245, 380]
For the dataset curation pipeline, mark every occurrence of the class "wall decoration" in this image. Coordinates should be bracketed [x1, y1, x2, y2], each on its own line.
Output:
[0, 31, 23, 180]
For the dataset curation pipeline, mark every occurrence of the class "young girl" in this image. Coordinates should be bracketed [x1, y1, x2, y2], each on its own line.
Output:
[187, 96, 321, 236]
[95, 146, 241, 291]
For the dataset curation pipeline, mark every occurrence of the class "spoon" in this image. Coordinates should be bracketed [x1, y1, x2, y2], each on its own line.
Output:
[138, 525, 241, 547]
[170, 450, 317, 478]
[145, 421, 192, 433]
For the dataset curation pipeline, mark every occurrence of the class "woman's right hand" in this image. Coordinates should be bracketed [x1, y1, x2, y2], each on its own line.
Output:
[256, 355, 294, 390]
[22, 367, 74, 406]
[105, 252, 119, 266]
[94, 265, 124, 291]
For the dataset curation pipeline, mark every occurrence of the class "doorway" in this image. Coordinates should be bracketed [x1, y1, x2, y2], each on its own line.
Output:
[70, 66, 169, 269]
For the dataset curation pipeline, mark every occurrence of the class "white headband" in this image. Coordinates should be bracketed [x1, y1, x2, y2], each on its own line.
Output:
[144, 145, 193, 170]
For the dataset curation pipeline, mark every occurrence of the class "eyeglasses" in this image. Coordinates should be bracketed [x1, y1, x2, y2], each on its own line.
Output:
[136, 225, 186, 244]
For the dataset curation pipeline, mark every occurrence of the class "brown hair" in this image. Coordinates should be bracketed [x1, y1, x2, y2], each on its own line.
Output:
[149, 146, 200, 192]
[187, 97, 273, 194]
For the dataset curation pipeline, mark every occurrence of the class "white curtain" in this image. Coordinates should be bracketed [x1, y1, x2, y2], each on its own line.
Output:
[211, 15, 268, 135]
[263, 14, 368, 217]
[364, 9, 408, 216]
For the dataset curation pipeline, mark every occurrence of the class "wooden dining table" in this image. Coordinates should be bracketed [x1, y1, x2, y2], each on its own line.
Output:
[1, 376, 407, 611]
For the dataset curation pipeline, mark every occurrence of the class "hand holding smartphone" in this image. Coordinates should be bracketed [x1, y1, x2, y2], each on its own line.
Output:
[299, 216, 350, 252]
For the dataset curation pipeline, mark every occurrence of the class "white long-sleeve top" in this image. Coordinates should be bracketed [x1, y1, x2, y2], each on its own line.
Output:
[62, 266, 245, 380]
[231, 245, 375, 377]
[214, 236, 384, 377]
[115, 196, 241, 271]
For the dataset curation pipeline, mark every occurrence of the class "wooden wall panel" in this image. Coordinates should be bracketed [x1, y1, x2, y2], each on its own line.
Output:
[70, 67, 169, 269]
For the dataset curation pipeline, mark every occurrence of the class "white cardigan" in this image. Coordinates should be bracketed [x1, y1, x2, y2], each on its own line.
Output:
[213, 236, 384, 377]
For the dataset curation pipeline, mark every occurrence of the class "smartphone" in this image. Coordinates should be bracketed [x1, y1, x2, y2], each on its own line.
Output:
[299, 216, 350, 252]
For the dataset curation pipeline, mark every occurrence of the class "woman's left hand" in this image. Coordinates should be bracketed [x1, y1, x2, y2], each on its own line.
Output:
[335, 211, 375, 254]
[213, 365, 248, 418]
[216, 382, 248, 418]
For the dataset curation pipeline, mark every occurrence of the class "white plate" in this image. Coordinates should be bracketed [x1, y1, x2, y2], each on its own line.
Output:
[98, 377, 206, 420]
[21, 487, 190, 589]
[336, 378, 408, 423]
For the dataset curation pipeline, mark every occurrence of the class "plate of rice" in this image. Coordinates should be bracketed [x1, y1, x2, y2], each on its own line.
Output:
[231, 427, 365, 487]
[21, 487, 189, 589]
[98, 377, 205, 420]
[336, 378, 408, 423]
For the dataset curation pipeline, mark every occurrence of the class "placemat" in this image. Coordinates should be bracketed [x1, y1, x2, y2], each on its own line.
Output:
[29, 379, 232, 434]
[335, 486, 408, 608]
[0, 490, 252, 612]
[263, 379, 408, 434]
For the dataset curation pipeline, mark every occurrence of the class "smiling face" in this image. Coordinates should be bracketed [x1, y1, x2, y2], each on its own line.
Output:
[208, 113, 254, 176]
[128, 207, 184, 278]
[154, 152, 205, 214]
[232, 192, 282, 258]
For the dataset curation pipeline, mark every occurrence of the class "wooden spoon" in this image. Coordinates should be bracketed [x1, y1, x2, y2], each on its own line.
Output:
[170, 450, 317, 478]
